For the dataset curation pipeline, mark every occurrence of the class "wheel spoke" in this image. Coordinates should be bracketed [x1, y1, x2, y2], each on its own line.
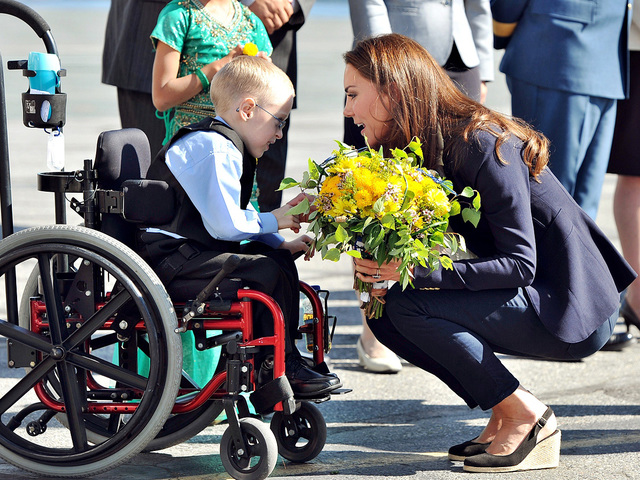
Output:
[55, 361, 89, 452]
[37, 253, 67, 345]
[0, 319, 55, 353]
[67, 350, 148, 390]
[64, 288, 132, 350]
[0, 357, 56, 415]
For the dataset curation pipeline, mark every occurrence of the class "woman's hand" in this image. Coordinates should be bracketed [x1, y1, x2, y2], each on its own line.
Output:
[354, 257, 404, 283]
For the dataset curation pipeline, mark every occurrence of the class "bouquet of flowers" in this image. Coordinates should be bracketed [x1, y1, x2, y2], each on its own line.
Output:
[280, 138, 481, 318]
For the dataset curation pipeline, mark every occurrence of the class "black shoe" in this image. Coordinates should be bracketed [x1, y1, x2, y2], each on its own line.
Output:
[463, 407, 560, 473]
[285, 356, 342, 398]
[448, 439, 490, 461]
[620, 296, 640, 332]
[600, 331, 636, 351]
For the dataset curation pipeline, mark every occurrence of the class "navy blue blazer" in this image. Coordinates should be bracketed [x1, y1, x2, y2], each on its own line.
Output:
[491, 0, 630, 99]
[413, 130, 636, 343]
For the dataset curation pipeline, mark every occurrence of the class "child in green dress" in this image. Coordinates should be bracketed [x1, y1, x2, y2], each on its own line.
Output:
[151, 0, 273, 143]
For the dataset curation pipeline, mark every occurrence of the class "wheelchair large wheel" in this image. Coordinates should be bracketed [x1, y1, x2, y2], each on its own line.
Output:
[19, 264, 223, 452]
[0, 225, 181, 477]
[220, 417, 278, 480]
[270, 401, 326, 463]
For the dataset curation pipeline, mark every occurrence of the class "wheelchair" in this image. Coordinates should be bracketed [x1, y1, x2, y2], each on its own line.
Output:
[0, 2, 346, 479]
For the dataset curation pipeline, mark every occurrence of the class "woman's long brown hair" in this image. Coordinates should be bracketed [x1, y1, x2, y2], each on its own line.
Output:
[343, 33, 548, 179]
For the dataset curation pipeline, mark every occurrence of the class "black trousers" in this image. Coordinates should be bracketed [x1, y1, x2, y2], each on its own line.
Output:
[255, 120, 290, 212]
[142, 235, 301, 360]
[117, 88, 166, 160]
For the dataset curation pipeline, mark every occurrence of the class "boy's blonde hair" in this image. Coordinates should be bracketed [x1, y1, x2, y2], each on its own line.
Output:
[210, 56, 294, 112]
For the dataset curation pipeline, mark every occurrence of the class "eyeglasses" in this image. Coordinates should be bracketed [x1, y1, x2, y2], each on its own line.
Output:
[255, 103, 287, 131]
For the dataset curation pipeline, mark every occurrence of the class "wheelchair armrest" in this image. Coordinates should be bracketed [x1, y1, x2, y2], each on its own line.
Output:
[122, 179, 175, 224]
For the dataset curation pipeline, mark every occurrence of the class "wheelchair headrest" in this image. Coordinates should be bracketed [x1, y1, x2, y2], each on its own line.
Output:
[94, 128, 151, 189]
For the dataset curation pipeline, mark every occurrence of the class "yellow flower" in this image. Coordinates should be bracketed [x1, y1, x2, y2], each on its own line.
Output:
[243, 43, 259, 56]
[425, 189, 451, 217]
[354, 189, 374, 210]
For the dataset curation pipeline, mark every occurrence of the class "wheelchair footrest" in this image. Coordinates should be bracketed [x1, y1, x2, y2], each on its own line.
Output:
[250, 376, 295, 415]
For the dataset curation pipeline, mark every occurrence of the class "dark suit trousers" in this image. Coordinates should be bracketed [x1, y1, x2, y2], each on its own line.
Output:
[368, 284, 616, 410]
[117, 88, 166, 160]
[256, 121, 289, 212]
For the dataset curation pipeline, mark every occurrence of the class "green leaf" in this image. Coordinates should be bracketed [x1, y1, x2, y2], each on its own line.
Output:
[392, 148, 408, 159]
[440, 255, 453, 270]
[473, 192, 481, 210]
[278, 177, 299, 190]
[286, 198, 310, 215]
[380, 213, 396, 229]
[346, 249, 362, 258]
[335, 224, 349, 243]
[323, 248, 342, 261]
[462, 207, 481, 227]
[450, 200, 460, 216]
[373, 196, 386, 214]
[460, 186, 475, 198]
[308, 158, 319, 179]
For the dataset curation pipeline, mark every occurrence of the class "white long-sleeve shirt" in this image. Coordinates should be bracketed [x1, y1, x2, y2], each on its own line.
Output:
[150, 118, 284, 249]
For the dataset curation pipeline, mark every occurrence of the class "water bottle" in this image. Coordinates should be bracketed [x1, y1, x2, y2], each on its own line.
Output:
[27, 52, 60, 123]
[27, 52, 60, 94]
[301, 293, 316, 352]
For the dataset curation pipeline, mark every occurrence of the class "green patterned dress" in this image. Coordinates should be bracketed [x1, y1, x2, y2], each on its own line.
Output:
[151, 0, 273, 142]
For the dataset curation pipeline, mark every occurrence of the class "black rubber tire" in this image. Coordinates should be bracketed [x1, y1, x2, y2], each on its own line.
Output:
[220, 417, 278, 480]
[0, 225, 181, 477]
[270, 401, 327, 463]
[19, 263, 225, 452]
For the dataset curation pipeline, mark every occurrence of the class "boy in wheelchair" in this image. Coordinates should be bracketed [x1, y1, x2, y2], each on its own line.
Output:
[138, 55, 342, 398]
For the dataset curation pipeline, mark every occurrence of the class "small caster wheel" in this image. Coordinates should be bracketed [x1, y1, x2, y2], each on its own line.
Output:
[220, 417, 278, 480]
[270, 401, 326, 462]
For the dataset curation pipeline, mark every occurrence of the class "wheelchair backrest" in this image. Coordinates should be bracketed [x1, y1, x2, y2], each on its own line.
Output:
[94, 128, 151, 247]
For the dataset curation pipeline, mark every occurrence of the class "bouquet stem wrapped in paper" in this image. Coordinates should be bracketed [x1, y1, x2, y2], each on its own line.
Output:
[280, 139, 481, 319]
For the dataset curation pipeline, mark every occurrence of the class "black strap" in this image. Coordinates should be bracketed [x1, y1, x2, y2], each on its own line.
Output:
[152, 241, 200, 285]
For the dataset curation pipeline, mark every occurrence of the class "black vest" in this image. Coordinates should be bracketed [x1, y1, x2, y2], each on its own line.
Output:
[146, 117, 257, 251]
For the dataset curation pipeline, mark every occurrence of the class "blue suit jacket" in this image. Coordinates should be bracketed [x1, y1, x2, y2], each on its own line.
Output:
[491, 0, 631, 99]
[413, 130, 636, 343]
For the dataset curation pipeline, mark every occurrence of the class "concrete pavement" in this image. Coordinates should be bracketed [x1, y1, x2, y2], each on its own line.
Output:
[0, 1, 638, 479]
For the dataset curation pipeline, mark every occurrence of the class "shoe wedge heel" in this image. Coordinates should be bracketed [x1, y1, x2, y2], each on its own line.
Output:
[463, 429, 561, 473]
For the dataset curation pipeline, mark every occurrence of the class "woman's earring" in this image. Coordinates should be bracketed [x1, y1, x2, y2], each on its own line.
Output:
[236, 107, 240, 112]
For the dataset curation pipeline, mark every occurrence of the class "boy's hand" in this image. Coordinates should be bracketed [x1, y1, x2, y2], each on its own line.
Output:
[271, 203, 301, 232]
[280, 235, 314, 259]
[285, 192, 316, 223]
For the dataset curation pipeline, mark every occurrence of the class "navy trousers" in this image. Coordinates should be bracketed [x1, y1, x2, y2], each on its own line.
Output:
[368, 285, 616, 410]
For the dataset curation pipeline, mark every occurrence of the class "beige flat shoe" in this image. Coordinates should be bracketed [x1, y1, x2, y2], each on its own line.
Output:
[357, 337, 402, 373]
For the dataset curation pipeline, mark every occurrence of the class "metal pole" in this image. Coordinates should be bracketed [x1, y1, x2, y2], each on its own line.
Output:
[0, 50, 18, 324]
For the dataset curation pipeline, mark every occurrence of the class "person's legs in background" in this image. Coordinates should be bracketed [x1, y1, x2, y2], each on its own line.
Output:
[609, 51, 640, 340]
[256, 121, 289, 212]
[614, 175, 640, 332]
[117, 88, 166, 159]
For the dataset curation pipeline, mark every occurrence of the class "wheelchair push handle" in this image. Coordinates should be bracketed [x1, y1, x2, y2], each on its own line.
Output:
[0, 0, 57, 54]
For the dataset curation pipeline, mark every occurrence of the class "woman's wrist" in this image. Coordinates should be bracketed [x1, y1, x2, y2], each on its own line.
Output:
[195, 67, 210, 92]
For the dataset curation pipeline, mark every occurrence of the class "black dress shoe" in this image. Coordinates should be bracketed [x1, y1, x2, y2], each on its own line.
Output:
[285, 356, 342, 398]
[600, 331, 636, 351]
[620, 296, 640, 333]
[463, 407, 560, 473]
[448, 439, 490, 461]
